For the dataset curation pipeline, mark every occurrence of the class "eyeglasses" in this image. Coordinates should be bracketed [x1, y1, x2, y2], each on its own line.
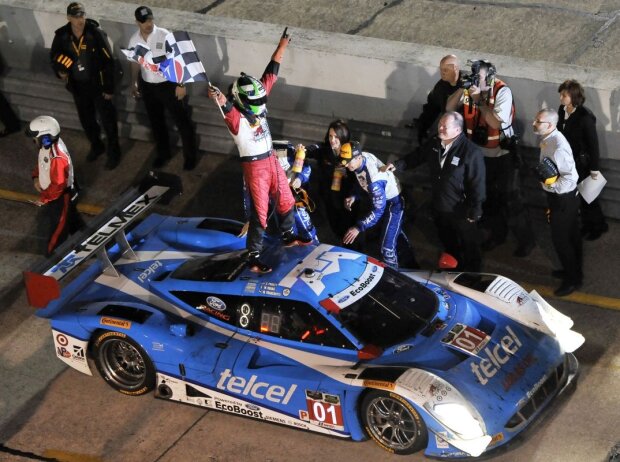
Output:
[533, 119, 550, 125]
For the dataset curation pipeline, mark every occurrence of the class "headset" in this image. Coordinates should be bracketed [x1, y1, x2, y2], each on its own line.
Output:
[469, 59, 496, 86]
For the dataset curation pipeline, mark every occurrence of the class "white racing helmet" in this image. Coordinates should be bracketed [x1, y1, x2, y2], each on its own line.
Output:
[27, 116, 60, 149]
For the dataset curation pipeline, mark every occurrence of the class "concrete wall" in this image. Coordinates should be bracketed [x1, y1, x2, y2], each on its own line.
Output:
[1, 0, 619, 216]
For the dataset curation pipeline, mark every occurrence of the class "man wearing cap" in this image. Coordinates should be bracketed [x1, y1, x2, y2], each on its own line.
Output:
[533, 108, 581, 297]
[128, 5, 198, 170]
[341, 141, 416, 269]
[50, 2, 121, 170]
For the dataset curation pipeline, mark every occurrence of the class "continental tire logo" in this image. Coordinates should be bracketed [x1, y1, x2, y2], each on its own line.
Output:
[94, 331, 127, 348]
[100, 317, 132, 330]
[363, 380, 395, 391]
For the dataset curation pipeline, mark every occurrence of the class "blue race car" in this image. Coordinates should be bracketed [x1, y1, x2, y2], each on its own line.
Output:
[24, 185, 584, 458]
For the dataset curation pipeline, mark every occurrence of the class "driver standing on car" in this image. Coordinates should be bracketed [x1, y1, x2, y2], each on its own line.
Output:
[27, 115, 85, 256]
[208, 29, 311, 274]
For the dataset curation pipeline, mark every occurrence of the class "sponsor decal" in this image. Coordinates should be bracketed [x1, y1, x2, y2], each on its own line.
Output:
[56, 333, 69, 347]
[442, 324, 491, 355]
[72, 345, 85, 361]
[137, 260, 162, 282]
[152, 342, 164, 351]
[515, 292, 530, 305]
[328, 262, 383, 309]
[350, 272, 376, 296]
[46, 189, 165, 279]
[279, 245, 361, 295]
[206, 296, 226, 311]
[435, 431, 450, 449]
[502, 353, 536, 391]
[470, 326, 523, 385]
[215, 400, 264, 419]
[197, 304, 231, 321]
[216, 369, 296, 405]
[244, 282, 257, 293]
[363, 379, 396, 391]
[282, 288, 290, 297]
[302, 390, 344, 431]
[57, 346, 71, 358]
[489, 432, 504, 446]
[393, 344, 412, 354]
[100, 317, 132, 330]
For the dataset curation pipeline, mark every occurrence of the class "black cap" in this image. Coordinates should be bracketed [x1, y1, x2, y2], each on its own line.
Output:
[135, 6, 154, 23]
[67, 2, 85, 17]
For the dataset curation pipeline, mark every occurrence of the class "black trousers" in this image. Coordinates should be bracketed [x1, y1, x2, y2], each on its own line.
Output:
[139, 80, 197, 162]
[0, 90, 20, 132]
[46, 190, 85, 256]
[482, 154, 535, 247]
[433, 210, 482, 272]
[576, 166, 608, 234]
[70, 81, 120, 158]
[546, 190, 582, 284]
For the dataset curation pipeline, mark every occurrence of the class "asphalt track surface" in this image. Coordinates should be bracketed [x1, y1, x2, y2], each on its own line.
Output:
[0, 127, 619, 462]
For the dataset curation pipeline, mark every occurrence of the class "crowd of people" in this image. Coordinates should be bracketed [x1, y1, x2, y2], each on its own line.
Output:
[3, 3, 609, 297]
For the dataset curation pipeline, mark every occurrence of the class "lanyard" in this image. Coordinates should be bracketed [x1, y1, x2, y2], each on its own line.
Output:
[71, 35, 84, 56]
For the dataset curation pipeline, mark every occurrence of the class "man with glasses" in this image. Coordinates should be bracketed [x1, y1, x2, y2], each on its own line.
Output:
[533, 108, 581, 297]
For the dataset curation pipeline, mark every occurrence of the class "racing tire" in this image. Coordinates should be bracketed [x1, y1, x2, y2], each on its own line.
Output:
[361, 390, 428, 455]
[93, 331, 155, 396]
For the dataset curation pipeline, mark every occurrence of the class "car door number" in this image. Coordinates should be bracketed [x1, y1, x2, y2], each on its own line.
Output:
[302, 391, 344, 430]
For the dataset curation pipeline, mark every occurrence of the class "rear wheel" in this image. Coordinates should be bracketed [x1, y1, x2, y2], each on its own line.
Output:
[93, 331, 155, 395]
[361, 390, 427, 455]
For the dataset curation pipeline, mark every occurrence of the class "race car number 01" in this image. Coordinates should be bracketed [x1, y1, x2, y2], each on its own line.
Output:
[306, 399, 343, 427]
[444, 324, 490, 355]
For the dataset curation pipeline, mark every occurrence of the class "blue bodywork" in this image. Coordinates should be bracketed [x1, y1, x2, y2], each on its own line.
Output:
[37, 213, 579, 458]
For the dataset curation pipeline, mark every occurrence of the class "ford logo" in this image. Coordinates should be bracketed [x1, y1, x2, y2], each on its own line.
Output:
[245, 403, 260, 411]
[337, 295, 350, 303]
[206, 296, 226, 311]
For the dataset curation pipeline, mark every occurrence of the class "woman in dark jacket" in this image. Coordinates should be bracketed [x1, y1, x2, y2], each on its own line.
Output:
[305, 119, 358, 241]
[557, 79, 608, 240]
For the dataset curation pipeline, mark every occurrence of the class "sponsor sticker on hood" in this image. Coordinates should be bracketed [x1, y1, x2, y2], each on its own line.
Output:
[326, 262, 383, 309]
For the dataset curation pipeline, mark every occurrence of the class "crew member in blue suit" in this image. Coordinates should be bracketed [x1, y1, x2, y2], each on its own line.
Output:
[340, 141, 417, 269]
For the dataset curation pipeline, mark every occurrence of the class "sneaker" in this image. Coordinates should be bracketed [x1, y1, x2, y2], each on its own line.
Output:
[282, 232, 313, 247]
[248, 255, 272, 274]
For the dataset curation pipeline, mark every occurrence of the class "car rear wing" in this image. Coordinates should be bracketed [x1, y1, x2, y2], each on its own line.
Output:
[23, 184, 170, 308]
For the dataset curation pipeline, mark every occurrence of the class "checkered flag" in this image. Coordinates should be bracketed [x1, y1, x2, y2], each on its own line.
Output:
[122, 31, 208, 84]
[160, 31, 208, 84]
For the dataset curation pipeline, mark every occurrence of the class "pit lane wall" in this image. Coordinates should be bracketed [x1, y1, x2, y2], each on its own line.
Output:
[1, 0, 619, 218]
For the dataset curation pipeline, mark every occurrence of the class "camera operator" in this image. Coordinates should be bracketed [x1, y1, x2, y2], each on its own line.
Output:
[446, 60, 535, 257]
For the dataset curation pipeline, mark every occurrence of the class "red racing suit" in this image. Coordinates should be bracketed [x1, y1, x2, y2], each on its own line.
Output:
[220, 60, 295, 254]
[31, 138, 83, 255]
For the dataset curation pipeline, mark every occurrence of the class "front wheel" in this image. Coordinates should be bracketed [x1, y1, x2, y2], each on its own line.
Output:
[93, 331, 155, 396]
[361, 390, 428, 455]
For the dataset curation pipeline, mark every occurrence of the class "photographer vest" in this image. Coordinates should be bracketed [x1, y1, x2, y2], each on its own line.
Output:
[463, 79, 514, 149]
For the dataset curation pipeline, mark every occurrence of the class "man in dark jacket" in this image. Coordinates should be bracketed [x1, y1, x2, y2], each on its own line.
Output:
[412, 54, 463, 145]
[50, 2, 121, 169]
[393, 111, 486, 271]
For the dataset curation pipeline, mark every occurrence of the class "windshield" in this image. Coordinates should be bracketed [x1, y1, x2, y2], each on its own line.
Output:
[333, 268, 438, 348]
